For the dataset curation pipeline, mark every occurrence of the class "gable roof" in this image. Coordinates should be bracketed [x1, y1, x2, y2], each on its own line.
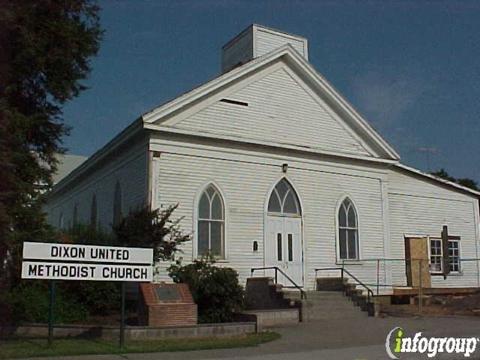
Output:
[47, 44, 479, 202]
[142, 45, 401, 161]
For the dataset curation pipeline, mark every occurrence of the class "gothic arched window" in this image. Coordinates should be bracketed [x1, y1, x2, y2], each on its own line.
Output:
[198, 184, 225, 258]
[268, 178, 301, 215]
[338, 198, 359, 260]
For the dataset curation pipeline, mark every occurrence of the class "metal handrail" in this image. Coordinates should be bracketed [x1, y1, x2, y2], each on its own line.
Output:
[340, 257, 480, 295]
[250, 266, 307, 300]
[314, 267, 374, 304]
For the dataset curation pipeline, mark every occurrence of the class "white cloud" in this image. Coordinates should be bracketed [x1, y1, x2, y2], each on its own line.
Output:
[350, 70, 428, 128]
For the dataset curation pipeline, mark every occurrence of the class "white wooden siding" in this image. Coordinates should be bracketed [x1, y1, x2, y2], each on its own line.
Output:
[221, 25, 307, 74]
[151, 139, 387, 291]
[221, 28, 253, 73]
[173, 63, 372, 158]
[45, 142, 148, 231]
[254, 27, 307, 59]
[388, 168, 480, 288]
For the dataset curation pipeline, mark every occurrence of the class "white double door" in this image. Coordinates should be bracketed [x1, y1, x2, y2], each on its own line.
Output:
[266, 216, 303, 287]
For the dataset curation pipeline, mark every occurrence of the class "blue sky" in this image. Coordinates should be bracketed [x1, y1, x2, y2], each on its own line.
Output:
[63, 0, 480, 182]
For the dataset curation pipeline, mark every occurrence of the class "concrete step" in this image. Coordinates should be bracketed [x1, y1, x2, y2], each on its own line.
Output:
[304, 302, 359, 312]
[305, 311, 369, 321]
[316, 277, 346, 291]
[284, 290, 346, 299]
[304, 307, 362, 316]
[283, 288, 372, 321]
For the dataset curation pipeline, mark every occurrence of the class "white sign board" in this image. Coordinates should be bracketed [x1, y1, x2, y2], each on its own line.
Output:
[22, 261, 152, 282]
[21, 242, 153, 282]
[23, 242, 152, 264]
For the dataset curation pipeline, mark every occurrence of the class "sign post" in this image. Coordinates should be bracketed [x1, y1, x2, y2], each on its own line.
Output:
[48, 280, 55, 346]
[120, 282, 126, 348]
[21, 242, 153, 348]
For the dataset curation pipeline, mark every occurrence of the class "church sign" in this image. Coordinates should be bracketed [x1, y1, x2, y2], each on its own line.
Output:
[21, 241, 153, 348]
[22, 242, 153, 282]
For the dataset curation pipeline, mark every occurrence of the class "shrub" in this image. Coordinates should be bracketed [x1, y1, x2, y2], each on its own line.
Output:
[64, 281, 121, 316]
[58, 225, 121, 316]
[168, 258, 245, 323]
[6, 281, 88, 324]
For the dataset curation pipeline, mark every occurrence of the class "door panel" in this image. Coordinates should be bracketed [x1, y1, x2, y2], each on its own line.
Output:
[266, 216, 303, 287]
[266, 217, 283, 268]
[405, 237, 431, 288]
[283, 217, 302, 285]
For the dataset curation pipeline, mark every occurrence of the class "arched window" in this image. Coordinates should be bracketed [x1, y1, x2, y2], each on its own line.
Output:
[90, 194, 97, 229]
[58, 213, 64, 229]
[268, 178, 301, 215]
[113, 181, 122, 226]
[72, 203, 78, 227]
[338, 198, 359, 260]
[198, 184, 225, 258]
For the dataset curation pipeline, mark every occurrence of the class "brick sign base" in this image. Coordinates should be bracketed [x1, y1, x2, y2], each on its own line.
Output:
[139, 283, 197, 327]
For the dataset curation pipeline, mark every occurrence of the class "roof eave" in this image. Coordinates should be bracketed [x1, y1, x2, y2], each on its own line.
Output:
[395, 163, 480, 197]
[145, 123, 400, 166]
[47, 118, 144, 198]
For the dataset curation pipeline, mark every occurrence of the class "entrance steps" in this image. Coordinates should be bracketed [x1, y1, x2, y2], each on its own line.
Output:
[284, 276, 375, 321]
[245, 277, 299, 310]
[284, 290, 368, 321]
[246, 276, 374, 323]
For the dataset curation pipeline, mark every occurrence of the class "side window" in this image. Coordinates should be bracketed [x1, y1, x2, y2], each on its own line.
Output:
[448, 238, 461, 273]
[197, 184, 225, 258]
[73, 203, 78, 226]
[277, 233, 282, 261]
[113, 181, 122, 226]
[58, 213, 64, 229]
[429, 238, 443, 273]
[338, 198, 359, 260]
[90, 194, 97, 229]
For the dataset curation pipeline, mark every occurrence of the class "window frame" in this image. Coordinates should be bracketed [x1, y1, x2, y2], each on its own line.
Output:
[428, 236, 462, 275]
[195, 183, 226, 260]
[336, 196, 360, 261]
[428, 237, 443, 274]
[448, 238, 461, 274]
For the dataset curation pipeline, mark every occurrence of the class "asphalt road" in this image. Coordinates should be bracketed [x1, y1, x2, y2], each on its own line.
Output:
[20, 315, 480, 360]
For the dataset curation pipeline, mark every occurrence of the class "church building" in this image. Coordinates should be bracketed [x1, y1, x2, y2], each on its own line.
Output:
[45, 25, 480, 293]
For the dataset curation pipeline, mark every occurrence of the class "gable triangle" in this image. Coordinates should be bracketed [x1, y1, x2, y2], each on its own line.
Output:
[168, 63, 374, 157]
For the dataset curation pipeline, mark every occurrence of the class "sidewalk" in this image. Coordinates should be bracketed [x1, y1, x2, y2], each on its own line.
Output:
[17, 315, 480, 360]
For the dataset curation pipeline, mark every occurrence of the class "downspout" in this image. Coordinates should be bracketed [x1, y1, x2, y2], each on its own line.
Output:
[381, 162, 397, 294]
[473, 199, 480, 287]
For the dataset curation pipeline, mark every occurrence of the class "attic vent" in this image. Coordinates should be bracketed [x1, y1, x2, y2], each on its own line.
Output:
[220, 98, 248, 107]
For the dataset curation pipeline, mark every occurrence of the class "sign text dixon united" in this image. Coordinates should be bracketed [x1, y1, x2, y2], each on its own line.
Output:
[23, 242, 152, 264]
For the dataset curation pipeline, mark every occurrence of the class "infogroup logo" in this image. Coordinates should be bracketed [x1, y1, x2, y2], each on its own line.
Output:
[385, 327, 479, 359]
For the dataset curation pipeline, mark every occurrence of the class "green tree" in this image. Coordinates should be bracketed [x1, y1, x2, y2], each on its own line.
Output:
[113, 205, 192, 263]
[0, 1, 103, 284]
[457, 178, 479, 191]
[431, 169, 479, 191]
[430, 169, 456, 183]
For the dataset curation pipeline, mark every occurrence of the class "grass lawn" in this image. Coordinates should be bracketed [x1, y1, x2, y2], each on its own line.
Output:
[0, 332, 280, 359]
